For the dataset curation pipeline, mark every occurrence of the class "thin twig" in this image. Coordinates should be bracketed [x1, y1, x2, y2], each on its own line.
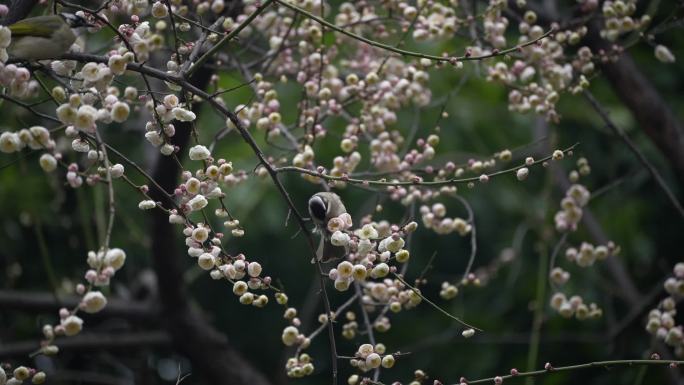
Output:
[583, 90, 684, 220]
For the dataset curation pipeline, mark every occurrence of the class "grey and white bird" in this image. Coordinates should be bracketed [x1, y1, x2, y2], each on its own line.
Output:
[7, 13, 90, 60]
[308, 192, 348, 262]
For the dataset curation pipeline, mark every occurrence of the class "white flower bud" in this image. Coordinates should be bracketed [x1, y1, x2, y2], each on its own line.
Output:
[381, 354, 395, 368]
[56, 104, 77, 124]
[0, 132, 21, 153]
[233, 281, 248, 295]
[248, 262, 262, 277]
[152, 1, 169, 17]
[192, 227, 209, 243]
[516, 167, 529, 181]
[655, 45, 676, 63]
[75, 105, 98, 130]
[61, 315, 83, 336]
[337, 261, 353, 278]
[239, 292, 254, 304]
[189, 145, 211, 160]
[81, 291, 107, 313]
[352, 264, 367, 280]
[334, 277, 351, 291]
[32, 372, 46, 384]
[188, 194, 208, 211]
[81, 62, 101, 82]
[39, 153, 58, 172]
[371, 263, 389, 278]
[172, 107, 196, 122]
[111, 101, 130, 123]
[366, 353, 381, 368]
[110, 163, 124, 178]
[138, 200, 156, 210]
[108, 54, 127, 75]
[198, 253, 215, 270]
[104, 248, 126, 270]
[331, 231, 350, 247]
[282, 326, 299, 346]
[462, 328, 475, 338]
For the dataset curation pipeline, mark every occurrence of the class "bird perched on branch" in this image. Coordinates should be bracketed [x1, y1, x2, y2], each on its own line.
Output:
[308, 192, 348, 263]
[6, 13, 90, 60]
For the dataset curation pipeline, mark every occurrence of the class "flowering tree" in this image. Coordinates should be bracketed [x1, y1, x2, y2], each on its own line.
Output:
[1, 0, 683, 384]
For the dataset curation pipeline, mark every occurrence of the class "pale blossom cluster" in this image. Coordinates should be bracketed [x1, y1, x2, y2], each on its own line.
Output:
[0, 62, 38, 99]
[645, 263, 684, 356]
[326, 220, 416, 293]
[550, 292, 603, 320]
[349, 343, 395, 372]
[564, 241, 619, 268]
[600, 0, 649, 42]
[0, 365, 46, 385]
[0, 26, 39, 97]
[409, 2, 459, 41]
[554, 184, 591, 232]
[420, 203, 471, 236]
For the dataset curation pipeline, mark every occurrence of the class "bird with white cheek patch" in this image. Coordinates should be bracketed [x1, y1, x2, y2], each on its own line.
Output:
[308, 192, 349, 263]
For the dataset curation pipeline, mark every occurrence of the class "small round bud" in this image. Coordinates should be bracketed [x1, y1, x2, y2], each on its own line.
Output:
[381, 354, 395, 368]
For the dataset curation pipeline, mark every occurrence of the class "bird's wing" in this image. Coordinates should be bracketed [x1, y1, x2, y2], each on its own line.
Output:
[9, 19, 55, 38]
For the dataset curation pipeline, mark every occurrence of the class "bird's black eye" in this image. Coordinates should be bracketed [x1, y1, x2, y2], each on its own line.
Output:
[309, 196, 327, 222]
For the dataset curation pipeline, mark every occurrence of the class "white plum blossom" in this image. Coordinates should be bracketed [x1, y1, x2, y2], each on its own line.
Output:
[172, 107, 196, 122]
[187, 194, 208, 211]
[111, 102, 130, 123]
[56, 104, 77, 124]
[39, 153, 58, 172]
[75, 105, 98, 130]
[108, 54, 127, 75]
[71, 138, 90, 153]
[81, 291, 107, 313]
[330, 231, 350, 247]
[0, 132, 21, 153]
[61, 315, 83, 336]
[104, 248, 126, 270]
[189, 145, 211, 160]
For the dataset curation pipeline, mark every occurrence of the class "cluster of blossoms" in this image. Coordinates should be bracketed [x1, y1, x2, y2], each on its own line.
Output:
[1, 0, 677, 381]
[420, 203, 471, 236]
[410, 2, 459, 41]
[326, 219, 415, 292]
[349, 343, 395, 372]
[0, 365, 46, 385]
[600, 0, 649, 41]
[0, 26, 38, 97]
[151, 145, 274, 306]
[645, 263, 684, 356]
[0, 125, 54, 155]
[554, 183, 591, 232]
[285, 353, 315, 378]
[0, 25, 38, 98]
[278, 292, 318, 378]
[547, 242, 616, 321]
[550, 292, 603, 320]
[564, 241, 619, 268]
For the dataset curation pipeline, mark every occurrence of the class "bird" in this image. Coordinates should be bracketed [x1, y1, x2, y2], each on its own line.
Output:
[308, 192, 348, 262]
[7, 13, 90, 60]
